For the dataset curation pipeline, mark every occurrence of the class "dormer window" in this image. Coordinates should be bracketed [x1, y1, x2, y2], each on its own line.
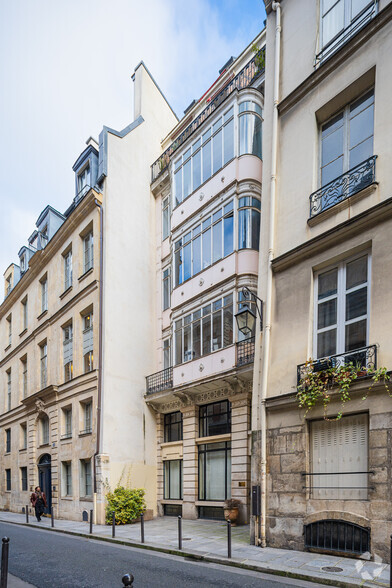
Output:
[78, 165, 90, 198]
[5, 275, 11, 296]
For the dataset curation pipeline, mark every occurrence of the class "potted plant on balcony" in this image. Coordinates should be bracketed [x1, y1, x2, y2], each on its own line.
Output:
[223, 499, 242, 526]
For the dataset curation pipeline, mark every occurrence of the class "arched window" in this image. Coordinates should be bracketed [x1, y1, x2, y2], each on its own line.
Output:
[238, 197, 261, 251]
[238, 101, 263, 159]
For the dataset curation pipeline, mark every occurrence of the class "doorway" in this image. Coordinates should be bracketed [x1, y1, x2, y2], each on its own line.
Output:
[37, 454, 52, 514]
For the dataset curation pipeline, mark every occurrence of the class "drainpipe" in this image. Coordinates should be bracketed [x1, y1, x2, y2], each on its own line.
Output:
[259, 0, 281, 548]
[93, 198, 104, 523]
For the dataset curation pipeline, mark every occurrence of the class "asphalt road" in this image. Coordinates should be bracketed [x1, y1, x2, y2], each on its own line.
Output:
[0, 522, 325, 588]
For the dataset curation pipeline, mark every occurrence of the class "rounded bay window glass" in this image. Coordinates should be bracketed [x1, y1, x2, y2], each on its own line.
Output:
[238, 101, 263, 159]
[238, 196, 261, 251]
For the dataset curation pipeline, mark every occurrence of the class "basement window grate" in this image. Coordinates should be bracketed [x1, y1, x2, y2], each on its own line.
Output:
[304, 520, 370, 556]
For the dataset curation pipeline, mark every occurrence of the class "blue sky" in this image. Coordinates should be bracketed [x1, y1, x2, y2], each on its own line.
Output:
[0, 0, 265, 276]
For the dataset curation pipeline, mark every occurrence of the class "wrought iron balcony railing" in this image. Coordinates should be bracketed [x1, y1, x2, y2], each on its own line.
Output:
[151, 49, 265, 183]
[236, 337, 255, 367]
[309, 156, 376, 218]
[297, 344, 377, 386]
[146, 367, 173, 395]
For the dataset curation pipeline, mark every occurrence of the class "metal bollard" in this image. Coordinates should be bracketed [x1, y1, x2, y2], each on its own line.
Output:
[112, 512, 116, 538]
[89, 509, 93, 534]
[390, 534, 392, 588]
[227, 520, 232, 559]
[140, 513, 144, 544]
[178, 515, 182, 550]
[25, 505, 29, 524]
[1, 537, 10, 588]
[51, 507, 54, 528]
[122, 573, 134, 587]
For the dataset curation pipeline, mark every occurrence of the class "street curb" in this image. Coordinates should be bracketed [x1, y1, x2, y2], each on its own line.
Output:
[0, 518, 384, 588]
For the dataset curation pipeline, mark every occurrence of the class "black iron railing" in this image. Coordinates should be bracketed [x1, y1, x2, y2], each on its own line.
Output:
[236, 337, 255, 367]
[146, 367, 173, 394]
[80, 427, 92, 435]
[315, 1, 377, 64]
[304, 520, 370, 555]
[151, 49, 265, 183]
[297, 344, 377, 386]
[309, 156, 376, 218]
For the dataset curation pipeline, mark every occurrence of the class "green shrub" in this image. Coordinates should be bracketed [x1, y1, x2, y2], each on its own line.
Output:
[105, 486, 146, 525]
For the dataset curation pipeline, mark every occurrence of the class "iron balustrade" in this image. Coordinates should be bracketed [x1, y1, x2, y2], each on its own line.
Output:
[297, 344, 377, 386]
[302, 471, 375, 492]
[146, 367, 173, 394]
[304, 519, 370, 555]
[80, 427, 92, 435]
[151, 49, 265, 183]
[315, 1, 377, 64]
[236, 337, 255, 366]
[309, 156, 377, 218]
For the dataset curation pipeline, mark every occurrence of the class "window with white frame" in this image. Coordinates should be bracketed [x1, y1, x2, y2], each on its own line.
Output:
[320, 90, 374, 189]
[311, 413, 368, 499]
[62, 407, 72, 439]
[20, 254, 26, 273]
[162, 196, 170, 240]
[21, 357, 27, 399]
[83, 232, 93, 273]
[62, 461, 72, 496]
[238, 197, 261, 250]
[41, 276, 48, 313]
[64, 250, 72, 290]
[163, 338, 171, 369]
[321, 0, 377, 55]
[21, 297, 28, 331]
[81, 401, 92, 434]
[6, 314, 11, 347]
[163, 268, 171, 311]
[174, 200, 234, 287]
[174, 294, 234, 365]
[315, 254, 369, 360]
[174, 106, 235, 207]
[40, 415, 49, 445]
[80, 459, 92, 497]
[83, 313, 93, 373]
[63, 324, 73, 382]
[78, 165, 90, 197]
[164, 460, 183, 500]
[40, 343, 47, 388]
[20, 423, 27, 450]
[20, 467, 28, 492]
[238, 101, 263, 158]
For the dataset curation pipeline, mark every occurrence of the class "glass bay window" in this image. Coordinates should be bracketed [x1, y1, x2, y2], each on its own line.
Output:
[239, 101, 263, 158]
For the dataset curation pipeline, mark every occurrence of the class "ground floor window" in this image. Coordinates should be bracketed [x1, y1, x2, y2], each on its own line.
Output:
[198, 442, 231, 501]
[5, 469, 11, 491]
[20, 467, 28, 491]
[164, 460, 182, 500]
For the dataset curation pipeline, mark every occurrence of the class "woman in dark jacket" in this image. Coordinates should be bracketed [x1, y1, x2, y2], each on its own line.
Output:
[30, 486, 47, 521]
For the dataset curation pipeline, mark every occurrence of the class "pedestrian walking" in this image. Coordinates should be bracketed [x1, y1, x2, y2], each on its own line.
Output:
[30, 486, 47, 522]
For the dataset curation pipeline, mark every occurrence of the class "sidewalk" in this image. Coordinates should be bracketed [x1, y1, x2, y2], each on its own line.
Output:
[0, 511, 390, 587]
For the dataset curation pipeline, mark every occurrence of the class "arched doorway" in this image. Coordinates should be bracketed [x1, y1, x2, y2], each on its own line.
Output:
[37, 454, 52, 514]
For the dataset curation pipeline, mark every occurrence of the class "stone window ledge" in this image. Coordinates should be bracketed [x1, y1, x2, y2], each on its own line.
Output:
[37, 309, 48, 320]
[59, 286, 73, 300]
[78, 267, 94, 282]
[80, 497, 93, 502]
[196, 433, 231, 444]
[4, 344, 11, 352]
[195, 500, 225, 507]
[19, 328, 28, 338]
[160, 499, 183, 505]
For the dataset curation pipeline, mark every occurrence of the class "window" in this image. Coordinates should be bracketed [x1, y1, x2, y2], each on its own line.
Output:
[239, 101, 263, 158]
[174, 294, 233, 365]
[82, 401, 92, 434]
[164, 460, 183, 499]
[78, 165, 90, 197]
[21, 298, 28, 331]
[315, 254, 369, 360]
[311, 413, 368, 499]
[174, 201, 234, 287]
[6, 369, 11, 411]
[320, 0, 377, 59]
[62, 461, 72, 496]
[21, 357, 27, 399]
[163, 268, 171, 310]
[164, 412, 183, 442]
[20, 254, 26, 274]
[199, 400, 231, 437]
[62, 407, 72, 439]
[83, 232, 93, 273]
[41, 416, 49, 445]
[20, 423, 27, 450]
[174, 106, 235, 206]
[5, 469, 11, 492]
[5, 429, 11, 453]
[83, 313, 93, 373]
[63, 324, 73, 382]
[163, 339, 171, 370]
[20, 467, 28, 492]
[199, 442, 231, 501]
[238, 197, 261, 251]
[162, 196, 170, 240]
[40, 343, 47, 388]
[41, 276, 48, 312]
[5, 275, 11, 296]
[320, 90, 374, 191]
[6, 314, 12, 347]
[80, 459, 92, 497]
[64, 250, 72, 290]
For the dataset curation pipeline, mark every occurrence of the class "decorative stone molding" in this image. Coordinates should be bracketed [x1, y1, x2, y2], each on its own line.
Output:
[199, 192, 204, 201]
[160, 400, 182, 413]
[35, 399, 46, 414]
[304, 510, 370, 528]
[198, 363, 204, 372]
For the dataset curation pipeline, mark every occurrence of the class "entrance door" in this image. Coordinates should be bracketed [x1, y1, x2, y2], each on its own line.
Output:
[38, 454, 52, 514]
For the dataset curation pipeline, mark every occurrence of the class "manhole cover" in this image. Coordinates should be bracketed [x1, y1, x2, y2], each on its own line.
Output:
[321, 566, 343, 573]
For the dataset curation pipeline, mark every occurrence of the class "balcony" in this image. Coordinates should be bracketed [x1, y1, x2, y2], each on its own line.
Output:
[236, 337, 255, 367]
[151, 49, 265, 183]
[309, 156, 377, 218]
[146, 367, 173, 395]
[297, 345, 377, 385]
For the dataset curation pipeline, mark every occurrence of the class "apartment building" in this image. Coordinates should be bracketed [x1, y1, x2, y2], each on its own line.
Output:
[256, 0, 392, 560]
[0, 63, 177, 523]
[146, 32, 265, 524]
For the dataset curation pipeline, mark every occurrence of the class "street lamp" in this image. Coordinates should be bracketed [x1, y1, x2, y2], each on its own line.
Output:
[235, 287, 263, 336]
